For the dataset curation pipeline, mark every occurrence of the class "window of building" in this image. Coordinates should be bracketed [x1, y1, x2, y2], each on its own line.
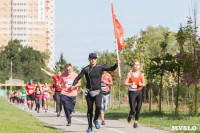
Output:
[28, 16, 32, 18]
[34, 28, 38, 31]
[28, 10, 32, 13]
[2, 9, 6, 13]
[28, 4, 32, 6]
[34, 22, 38, 25]
[28, 40, 32, 43]
[3, 3, 6, 7]
[34, 4, 37, 7]
[34, 40, 38, 43]
[34, 16, 37, 19]
[3, 21, 6, 24]
[3, 15, 6, 18]
[34, 10, 37, 13]
[2, 40, 7, 43]
[34, 34, 38, 37]
[3, 34, 6, 37]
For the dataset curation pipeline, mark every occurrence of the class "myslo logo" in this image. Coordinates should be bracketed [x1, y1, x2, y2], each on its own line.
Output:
[172, 126, 197, 131]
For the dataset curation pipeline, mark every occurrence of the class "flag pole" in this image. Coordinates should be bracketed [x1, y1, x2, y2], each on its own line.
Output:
[115, 39, 121, 77]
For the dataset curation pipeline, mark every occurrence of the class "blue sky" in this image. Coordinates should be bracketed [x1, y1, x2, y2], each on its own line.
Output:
[55, 0, 196, 68]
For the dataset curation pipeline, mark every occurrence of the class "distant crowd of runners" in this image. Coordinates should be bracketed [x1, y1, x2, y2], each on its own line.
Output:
[8, 53, 145, 132]
[9, 81, 56, 113]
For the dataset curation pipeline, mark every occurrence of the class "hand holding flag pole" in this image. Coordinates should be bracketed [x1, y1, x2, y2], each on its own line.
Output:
[112, 3, 126, 77]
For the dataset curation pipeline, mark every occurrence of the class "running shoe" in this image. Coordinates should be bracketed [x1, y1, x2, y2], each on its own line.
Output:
[57, 112, 60, 117]
[66, 122, 71, 126]
[133, 123, 138, 128]
[93, 120, 100, 129]
[30, 109, 33, 112]
[27, 108, 30, 112]
[86, 126, 92, 132]
[127, 113, 132, 123]
[37, 110, 39, 113]
[35, 107, 37, 111]
[101, 120, 105, 125]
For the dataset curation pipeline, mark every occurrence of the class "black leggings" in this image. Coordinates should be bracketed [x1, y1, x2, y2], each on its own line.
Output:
[86, 92, 102, 127]
[128, 90, 142, 121]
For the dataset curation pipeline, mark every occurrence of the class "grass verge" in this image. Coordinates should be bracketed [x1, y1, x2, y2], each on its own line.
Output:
[0, 99, 63, 133]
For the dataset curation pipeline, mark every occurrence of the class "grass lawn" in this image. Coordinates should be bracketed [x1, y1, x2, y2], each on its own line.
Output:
[75, 99, 200, 133]
[0, 99, 63, 133]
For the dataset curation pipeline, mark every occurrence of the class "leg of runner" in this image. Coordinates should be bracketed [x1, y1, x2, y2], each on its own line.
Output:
[43, 98, 47, 112]
[55, 91, 62, 116]
[86, 95, 94, 132]
[127, 91, 137, 123]
[93, 93, 102, 129]
[53, 95, 56, 112]
[61, 95, 76, 126]
[46, 98, 49, 112]
[134, 91, 142, 128]
[100, 94, 109, 125]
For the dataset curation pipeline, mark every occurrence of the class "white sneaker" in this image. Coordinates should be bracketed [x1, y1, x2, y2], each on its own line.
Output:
[30, 110, 32, 112]
[27, 108, 30, 112]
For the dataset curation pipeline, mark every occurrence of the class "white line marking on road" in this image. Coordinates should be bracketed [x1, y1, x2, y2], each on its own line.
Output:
[34, 110, 127, 133]
[72, 118, 88, 124]
[106, 128, 127, 133]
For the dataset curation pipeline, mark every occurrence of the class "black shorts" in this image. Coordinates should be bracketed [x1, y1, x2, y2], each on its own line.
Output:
[27, 95, 35, 101]
[53, 95, 56, 101]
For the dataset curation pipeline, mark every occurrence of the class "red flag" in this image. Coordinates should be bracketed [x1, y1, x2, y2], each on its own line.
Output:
[112, 3, 126, 51]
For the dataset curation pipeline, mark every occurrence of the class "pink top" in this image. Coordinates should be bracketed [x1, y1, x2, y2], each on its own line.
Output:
[60, 72, 80, 97]
[101, 73, 110, 92]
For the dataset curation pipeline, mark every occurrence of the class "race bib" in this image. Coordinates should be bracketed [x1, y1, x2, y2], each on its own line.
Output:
[29, 90, 33, 94]
[44, 92, 48, 96]
[36, 91, 41, 95]
[22, 94, 26, 96]
[65, 81, 73, 87]
[47, 94, 50, 98]
[101, 83, 107, 90]
[129, 85, 137, 91]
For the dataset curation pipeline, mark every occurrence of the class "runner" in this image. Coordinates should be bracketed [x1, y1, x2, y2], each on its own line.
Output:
[100, 69, 113, 125]
[50, 83, 56, 112]
[26, 79, 36, 112]
[35, 82, 43, 113]
[42, 82, 51, 112]
[20, 87, 27, 109]
[9, 90, 14, 103]
[12, 89, 19, 105]
[72, 53, 120, 132]
[124, 61, 145, 128]
[41, 68, 62, 116]
[59, 64, 81, 126]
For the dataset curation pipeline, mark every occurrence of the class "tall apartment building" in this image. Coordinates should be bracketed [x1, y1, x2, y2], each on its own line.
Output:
[0, 0, 55, 70]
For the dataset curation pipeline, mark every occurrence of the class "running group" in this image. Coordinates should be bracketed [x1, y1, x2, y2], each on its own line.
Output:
[9, 52, 145, 132]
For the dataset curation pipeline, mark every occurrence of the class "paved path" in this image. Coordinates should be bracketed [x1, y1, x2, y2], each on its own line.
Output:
[15, 104, 174, 133]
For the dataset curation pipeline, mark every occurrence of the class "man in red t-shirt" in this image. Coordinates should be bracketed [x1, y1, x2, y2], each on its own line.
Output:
[26, 79, 36, 112]
[41, 68, 62, 116]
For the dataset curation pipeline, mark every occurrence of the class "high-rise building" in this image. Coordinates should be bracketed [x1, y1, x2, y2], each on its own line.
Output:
[0, 0, 55, 70]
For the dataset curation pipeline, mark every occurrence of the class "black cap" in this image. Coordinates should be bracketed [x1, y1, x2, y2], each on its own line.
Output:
[89, 53, 97, 58]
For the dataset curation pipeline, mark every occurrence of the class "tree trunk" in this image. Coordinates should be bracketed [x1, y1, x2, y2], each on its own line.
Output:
[175, 67, 180, 115]
[167, 89, 169, 108]
[149, 79, 152, 113]
[144, 87, 146, 102]
[159, 74, 163, 113]
[172, 87, 174, 109]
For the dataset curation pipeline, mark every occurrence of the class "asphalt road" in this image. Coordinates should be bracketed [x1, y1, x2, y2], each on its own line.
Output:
[14, 104, 174, 133]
